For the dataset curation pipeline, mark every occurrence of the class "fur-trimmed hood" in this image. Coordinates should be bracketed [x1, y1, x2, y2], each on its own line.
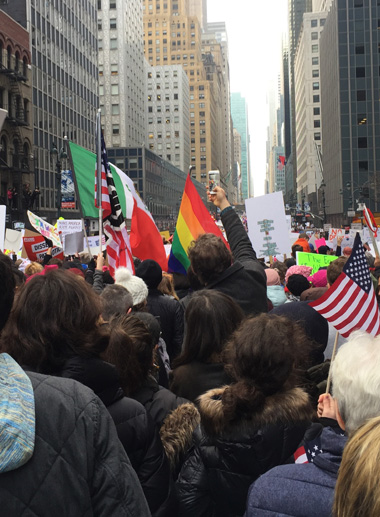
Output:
[197, 386, 313, 438]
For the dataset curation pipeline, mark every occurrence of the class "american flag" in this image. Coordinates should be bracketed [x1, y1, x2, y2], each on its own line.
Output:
[294, 436, 323, 464]
[95, 134, 112, 219]
[310, 233, 380, 338]
[97, 133, 134, 275]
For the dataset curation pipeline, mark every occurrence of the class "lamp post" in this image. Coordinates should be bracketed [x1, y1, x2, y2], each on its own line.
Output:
[50, 142, 67, 220]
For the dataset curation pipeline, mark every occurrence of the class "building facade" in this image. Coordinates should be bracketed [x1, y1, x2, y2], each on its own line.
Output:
[231, 92, 251, 199]
[320, 0, 380, 226]
[188, 0, 207, 30]
[0, 10, 33, 224]
[145, 63, 190, 172]
[98, 0, 145, 147]
[2, 0, 99, 222]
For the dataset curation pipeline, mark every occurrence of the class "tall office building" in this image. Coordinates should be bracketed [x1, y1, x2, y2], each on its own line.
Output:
[231, 92, 251, 199]
[294, 11, 326, 211]
[320, 0, 380, 226]
[2, 0, 98, 221]
[287, 0, 312, 202]
[98, 0, 145, 147]
[188, 0, 207, 30]
[143, 0, 221, 185]
[313, 0, 333, 11]
[145, 63, 190, 172]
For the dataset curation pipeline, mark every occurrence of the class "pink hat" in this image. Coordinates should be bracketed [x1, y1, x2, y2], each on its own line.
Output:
[285, 265, 313, 284]
[265, 269, 281, 286]
[309, 269, 328, 288]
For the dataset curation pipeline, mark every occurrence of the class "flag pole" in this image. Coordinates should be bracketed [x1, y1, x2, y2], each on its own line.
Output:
[326, 331, 339, 394]
[96, 109, 103, 260]
[64, 136, 93, 259]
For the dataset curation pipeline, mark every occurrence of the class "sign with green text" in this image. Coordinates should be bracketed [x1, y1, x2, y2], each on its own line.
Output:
[296, 251, 337, 274]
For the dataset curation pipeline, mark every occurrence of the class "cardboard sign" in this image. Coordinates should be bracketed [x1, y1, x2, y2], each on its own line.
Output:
[27, 210, 61, 247]
[57, 219, 82, 236]
[64, 231, 84, 255]
[23, 231, 64, 262]
[315, 238, 327, 250]
[296, 251, 338, 274]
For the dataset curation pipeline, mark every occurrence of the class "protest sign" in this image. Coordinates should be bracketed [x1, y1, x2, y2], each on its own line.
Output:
[160, 231, 170, 241]
[296, 251, 338, 274]
[83, 235, 106, 256]
[57, 219, 82, 236]
[27, 210, 61, 247]
[64, 231, 84, 255]
[164, 244, 172, 256]
[315, 238, 327, 250]
[245, 192, 291, 258]
[23, 231, 64, 261]
[5, 229, 24, 257]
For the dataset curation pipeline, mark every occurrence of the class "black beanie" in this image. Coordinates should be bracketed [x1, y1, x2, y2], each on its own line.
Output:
[287, 274, 311, 297]
[135, 259, 163, 289]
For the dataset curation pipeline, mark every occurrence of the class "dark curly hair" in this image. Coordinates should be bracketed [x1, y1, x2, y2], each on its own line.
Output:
[221, 313, 311, 422]
[188, 233, 232, 285]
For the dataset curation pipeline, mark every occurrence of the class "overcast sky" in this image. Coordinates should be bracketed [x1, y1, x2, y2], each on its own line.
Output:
[207, 0, 288, 197]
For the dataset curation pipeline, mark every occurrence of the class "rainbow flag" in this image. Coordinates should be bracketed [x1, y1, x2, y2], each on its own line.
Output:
[168, 175, 228, 274]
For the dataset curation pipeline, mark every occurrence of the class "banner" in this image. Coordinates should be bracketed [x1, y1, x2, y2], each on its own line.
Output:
[22, 232, 64, 262]
[27, 210, 61, 247]
[296, 251, 338, 274]
[61, 169, 75, 209]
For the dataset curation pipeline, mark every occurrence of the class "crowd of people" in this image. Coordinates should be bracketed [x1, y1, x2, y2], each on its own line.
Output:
[1, 185, 379, 516]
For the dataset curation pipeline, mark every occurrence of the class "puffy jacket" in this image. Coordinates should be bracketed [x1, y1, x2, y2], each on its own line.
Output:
[60, 356, 176, 517]
[267, 285, 287, 307]
[205, 208, 267, 315]
[131, 374, 189, 428]
[176, 386, 312, 516]
[147, 289, 184, 360]
[246, 425, 347, 516]
[0, 354, 150, 516]
[293, 237, 311, 253]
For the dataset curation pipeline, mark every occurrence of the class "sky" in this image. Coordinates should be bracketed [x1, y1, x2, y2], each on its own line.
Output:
[207, 0, 288, 197]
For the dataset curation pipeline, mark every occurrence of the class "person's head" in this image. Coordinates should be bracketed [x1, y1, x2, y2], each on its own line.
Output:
[188, 233, 232, 285]
[48, 257, 63, 268]
[0, 253, 16, 331]
[291, 244, 303, 259]
[114, 268, 148, 310]
[333, 416, 380, 517]
[221, 313, 311, 421]
[100, 284, 133, 321]
[24, 261, 44, 276]
[265, 268, 281, 286]
[135, 259, 163, 289]
[327, 256, 347, 286]
[343, 246, 352, 258]
[286, 274, 311, 297]
[103, 314, 154, 395]
[0, 269, 107, 374]
[173, 290, 244, 368]
[157, 272, 179, 300]
[271, 261, 287, 284]
[317, 245, 329, 255]
[331, 331, 380, 434]
[365, 251, 375, 268]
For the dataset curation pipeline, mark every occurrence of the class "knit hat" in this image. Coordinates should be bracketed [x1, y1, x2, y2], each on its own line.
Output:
[135, 259, 163, 289]
[271, 302, 328, 365]
[286, 274, 311, 297]
[309, 269, 327, 288]
[265, 268, 281, 286]
[285, 265, 312, 283]
[300, 287, 328, 302]
[114, 268, 148, 306]
[317, 245, 329, 255]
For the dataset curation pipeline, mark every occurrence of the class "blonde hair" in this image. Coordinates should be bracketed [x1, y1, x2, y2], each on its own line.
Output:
[157, 272, 179, 300]
[334, 415, 380, 517]
[24, 261, 43, 276]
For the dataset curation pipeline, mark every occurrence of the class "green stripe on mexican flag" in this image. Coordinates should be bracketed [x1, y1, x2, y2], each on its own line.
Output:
[69, 141, 133, 220]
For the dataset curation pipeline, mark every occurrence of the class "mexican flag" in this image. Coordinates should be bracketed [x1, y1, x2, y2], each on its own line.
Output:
[69, 142, 167, 271]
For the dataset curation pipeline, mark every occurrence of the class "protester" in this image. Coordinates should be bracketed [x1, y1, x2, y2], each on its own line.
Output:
[24, 261, 43, 277]
[293, 233, 311, 253]
[187, 186, 267, 315]
[246, 330, 380, 517]
[177, 313, 313, 516]
[0, 269, 175, 516]
[100, 283, 133, 321]
[115, 267, 149, 311]
[286, 273, 311, 301]
[265, 268, 287, 307]
[0, 253, 150, 515]
[333, 415, 380, 517]
[158, 272, 179, 300]
[136, 259, 184, 360]
[170, 290, 244, 402]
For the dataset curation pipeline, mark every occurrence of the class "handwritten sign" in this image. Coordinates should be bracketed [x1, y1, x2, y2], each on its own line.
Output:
[57, 219, 82, 236]
[296, 251, 338, 274]
[27, 210, 61, 248]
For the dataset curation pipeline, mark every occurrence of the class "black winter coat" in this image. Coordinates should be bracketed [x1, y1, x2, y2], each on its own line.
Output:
[0, 372, 150, 516]
[131, 374, 189, 428]
[177, 386, 313, 516]
[60, 356, 176, 517]
[206, 208, 268, 315]
[147, 289, 184, 360]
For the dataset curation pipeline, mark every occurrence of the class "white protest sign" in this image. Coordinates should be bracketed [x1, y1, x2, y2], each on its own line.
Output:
[64, 231, 84, 255]
[57, 219, 82, 236]
[27, 210, 61, 247]
[82, 235, 106, 256]
[286, 215, 292, 233]
[164, 244, 172, 256]
[0, 205, 5, 252]
[5, 228, 24, 257]
[245, 192, 291, 258]
[328, 228, 356, 249]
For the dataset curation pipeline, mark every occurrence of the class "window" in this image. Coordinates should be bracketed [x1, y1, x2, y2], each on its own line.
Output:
[359, 161, 368, 171]
[314, 120, 321, 128]
[314, 107, 320, 115]
[110, 19, 117, 29]
[112, 104, 119, 115]
[110, 38, 117, 50]
[98, 39, 103, 50]
[314, 133, 321, 140]
[111, 64, 118, 75]
[110, 0, 116, 7]
[358, 137, 367, 148]
[356, 45, 365, 54]
[354, 0, 363, 5]
[312, 82, 320, 90]
[356, 67, 365, 77]
[99, 64, 104, 76]
[111, 84, 119, 95]
[312, 69, 319, 77]
[112, 124, 119, 135]
[320, 18, 326, 26]
[98, 20, 102, 30]
[357, 90, 366, 101]
[312, 57, 319, 65]
[312, 44, 318, 53]
[311, 32, 318, 40]
[358, 114, 367, 125]
[311, 19, 318, 27]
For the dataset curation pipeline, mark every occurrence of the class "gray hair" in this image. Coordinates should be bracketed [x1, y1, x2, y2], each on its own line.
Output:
[100, 284, 133, 321]
[332, 331, 380, 434]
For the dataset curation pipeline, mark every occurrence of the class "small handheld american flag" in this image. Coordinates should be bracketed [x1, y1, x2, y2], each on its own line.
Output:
[310, 233, 380, 338]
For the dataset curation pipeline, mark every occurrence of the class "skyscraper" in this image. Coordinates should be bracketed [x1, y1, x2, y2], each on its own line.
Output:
[231, 92, 251, 199]
[2, 0, 98, 221]
[188, 0, 208, 31]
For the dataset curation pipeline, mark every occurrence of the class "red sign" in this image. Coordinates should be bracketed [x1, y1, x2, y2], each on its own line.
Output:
[22, 235, 64, 262]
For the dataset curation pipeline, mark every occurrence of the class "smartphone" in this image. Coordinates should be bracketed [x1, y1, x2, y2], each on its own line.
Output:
[208, 170, 220, 194]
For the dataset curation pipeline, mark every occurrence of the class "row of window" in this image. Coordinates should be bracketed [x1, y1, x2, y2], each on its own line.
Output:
[148, 131, 181, 139]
